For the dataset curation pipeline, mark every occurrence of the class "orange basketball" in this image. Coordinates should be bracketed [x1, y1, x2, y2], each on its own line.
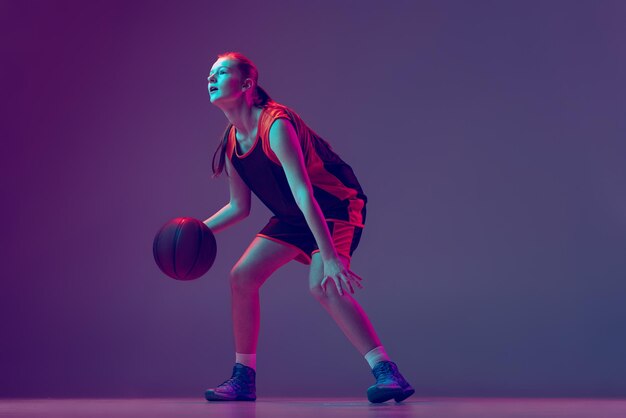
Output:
[152, 217, 217, 281]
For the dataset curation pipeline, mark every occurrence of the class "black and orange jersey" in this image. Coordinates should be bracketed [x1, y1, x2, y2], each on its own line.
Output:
[226, 102, 367, 228]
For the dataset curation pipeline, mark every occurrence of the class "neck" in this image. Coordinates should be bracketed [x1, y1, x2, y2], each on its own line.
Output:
[222, 101, 261, 138]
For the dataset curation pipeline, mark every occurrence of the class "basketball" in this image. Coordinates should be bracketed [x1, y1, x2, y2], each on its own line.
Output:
[152, 217, 217, 281]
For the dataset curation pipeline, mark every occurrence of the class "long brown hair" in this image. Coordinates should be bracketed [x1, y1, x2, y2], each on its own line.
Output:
[211, 52, 273, 178]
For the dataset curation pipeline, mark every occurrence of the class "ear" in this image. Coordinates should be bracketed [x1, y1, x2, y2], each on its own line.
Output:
[242, 78, 254, 91]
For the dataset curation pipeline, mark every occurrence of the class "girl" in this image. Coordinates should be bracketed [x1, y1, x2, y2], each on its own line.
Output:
[202, 51, 414, 404]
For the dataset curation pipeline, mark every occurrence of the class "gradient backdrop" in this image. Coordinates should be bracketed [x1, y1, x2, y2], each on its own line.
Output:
[1, 0, 625, 398]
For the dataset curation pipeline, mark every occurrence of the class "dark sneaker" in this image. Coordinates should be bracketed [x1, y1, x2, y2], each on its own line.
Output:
[367, 360, 415, 403]
[204, 363, 256, 401]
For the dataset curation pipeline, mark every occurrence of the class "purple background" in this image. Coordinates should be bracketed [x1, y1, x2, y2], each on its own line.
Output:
[1, 0, 625, 398]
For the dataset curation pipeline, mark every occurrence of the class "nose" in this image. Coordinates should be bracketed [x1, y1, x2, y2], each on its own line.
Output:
[208, 74, 216, 83]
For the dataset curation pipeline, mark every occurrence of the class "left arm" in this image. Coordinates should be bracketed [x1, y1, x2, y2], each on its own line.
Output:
[269, 118, 362, 295]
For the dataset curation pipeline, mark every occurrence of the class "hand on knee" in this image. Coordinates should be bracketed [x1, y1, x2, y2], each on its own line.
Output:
[310, 282, 345, 300]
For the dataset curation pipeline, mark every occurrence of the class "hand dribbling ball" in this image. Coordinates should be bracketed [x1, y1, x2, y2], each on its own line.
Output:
[153, 217, 217, 281]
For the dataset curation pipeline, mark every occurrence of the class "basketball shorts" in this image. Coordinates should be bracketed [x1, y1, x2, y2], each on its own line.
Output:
[256, 216, 364, 265]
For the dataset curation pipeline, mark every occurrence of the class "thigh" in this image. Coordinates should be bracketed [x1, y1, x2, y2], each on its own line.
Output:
[232, 235, 301, 287]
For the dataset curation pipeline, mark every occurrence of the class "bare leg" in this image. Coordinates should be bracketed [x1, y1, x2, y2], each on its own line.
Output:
[230, 236, 300, 353]
[309, 252, 382, 356]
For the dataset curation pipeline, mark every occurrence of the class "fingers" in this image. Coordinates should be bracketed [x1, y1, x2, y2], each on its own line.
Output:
[338, 272, 354, 294]
[339, 273, 361, 295]
[335, 276, 345, 296]
[321, 276, 340, 295]
[320, 271, 364, 296]
[345, 271, 363, 292]
[349, 271, 364, 288]
[346, 278, 355, 294]
[352, 272, 363, 282]
[325, 275, 344, 296]
[353, 277, 364, 289]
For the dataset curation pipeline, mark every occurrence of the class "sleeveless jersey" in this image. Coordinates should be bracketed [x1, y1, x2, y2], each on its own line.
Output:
[226, 102, 367, 228]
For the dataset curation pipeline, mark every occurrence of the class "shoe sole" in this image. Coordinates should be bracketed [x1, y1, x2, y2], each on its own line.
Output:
[204, 390, 256, 402]
[394, 387, 415, 403]
[367, 386, 405, 403]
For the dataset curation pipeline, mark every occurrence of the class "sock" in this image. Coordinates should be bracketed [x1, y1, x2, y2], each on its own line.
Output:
[364, 345, 391, 369]
[235, 352, 257, 371]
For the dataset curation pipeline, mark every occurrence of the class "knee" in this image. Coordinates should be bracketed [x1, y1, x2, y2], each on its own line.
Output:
[309, 282, 343, 301]
[309, 283, 326, 300]
[229, 265, 260, 292]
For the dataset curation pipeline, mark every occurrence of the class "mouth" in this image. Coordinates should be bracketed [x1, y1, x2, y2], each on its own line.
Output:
[209, 87, 219, 93]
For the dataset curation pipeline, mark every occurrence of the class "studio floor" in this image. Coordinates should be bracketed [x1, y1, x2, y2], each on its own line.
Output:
[1, 397, 625, 418]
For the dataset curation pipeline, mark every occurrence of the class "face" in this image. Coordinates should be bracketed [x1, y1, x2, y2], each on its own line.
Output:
[207, 58, 250, 106]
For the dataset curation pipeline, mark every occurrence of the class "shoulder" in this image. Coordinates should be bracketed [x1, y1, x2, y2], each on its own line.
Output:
[266, 117, 307, 172]
[265, 105, 301, 146]
[258, 104, 302, 165]
[268, 118, 300, 157]
[261, 105, 294, 132]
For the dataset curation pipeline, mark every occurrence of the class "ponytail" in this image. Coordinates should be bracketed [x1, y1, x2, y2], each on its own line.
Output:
[211, 123, 233, 178]
[254, 85, 271, 107]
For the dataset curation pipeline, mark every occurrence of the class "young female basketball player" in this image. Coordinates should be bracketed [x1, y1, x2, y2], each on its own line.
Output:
[202, 51, 414, 403]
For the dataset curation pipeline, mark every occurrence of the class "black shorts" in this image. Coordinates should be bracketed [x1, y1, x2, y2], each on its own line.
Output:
[256, 216, 364, 265]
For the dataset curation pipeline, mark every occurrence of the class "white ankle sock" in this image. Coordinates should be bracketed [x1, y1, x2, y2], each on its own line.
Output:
[364, 346, 391, 369]
[235, 352, 257, 371]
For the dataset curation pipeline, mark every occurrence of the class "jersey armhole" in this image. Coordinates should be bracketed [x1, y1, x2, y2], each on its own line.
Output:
[261, 115, 296, 167]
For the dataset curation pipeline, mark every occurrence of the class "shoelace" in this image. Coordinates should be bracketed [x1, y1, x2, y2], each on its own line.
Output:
[217, 376, 244, 391]
[217, 370, 252, 391]
[373, 362, 396, 380]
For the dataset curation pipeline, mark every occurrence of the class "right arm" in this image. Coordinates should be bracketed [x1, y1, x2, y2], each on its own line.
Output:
[203, 155, 251, 234]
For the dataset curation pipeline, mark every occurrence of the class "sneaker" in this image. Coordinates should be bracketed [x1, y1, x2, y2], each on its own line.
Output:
[367, 360, 415, 403]
[204, 363, 256, 401]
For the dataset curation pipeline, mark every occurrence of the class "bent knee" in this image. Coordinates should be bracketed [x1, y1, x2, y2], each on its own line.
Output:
[230, 266, 261, 291]
[309, 282, 345, 300]
[309, 283, 326, 299]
